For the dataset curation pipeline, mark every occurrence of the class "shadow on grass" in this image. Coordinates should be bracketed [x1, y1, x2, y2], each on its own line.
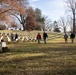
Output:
[0, 42, 76, 75]
[9, 43, 76, 57]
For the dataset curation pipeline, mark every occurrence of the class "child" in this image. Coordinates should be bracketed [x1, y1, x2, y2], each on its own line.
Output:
[36, 33, 41, 44]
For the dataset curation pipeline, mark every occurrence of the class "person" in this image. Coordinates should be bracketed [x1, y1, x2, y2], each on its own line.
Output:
[70, 32, 75, 43]
[15, 33, 18, 40]
[11, 33, 14, 41]
[43, 32, 48, 44]
[1, 39, 10, 52]
[36, 33, 41, 44]
[64, 33, 68, 43]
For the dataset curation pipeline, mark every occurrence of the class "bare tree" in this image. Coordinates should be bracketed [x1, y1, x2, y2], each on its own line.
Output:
[45, 18, 53, 31]
[67, 16, 73, 31]
[0, 0, 28, 30]
[66, 0, 76, 33]
[58, 17, 69, 33]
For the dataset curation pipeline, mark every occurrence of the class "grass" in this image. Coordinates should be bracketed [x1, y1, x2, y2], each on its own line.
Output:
[0, 30, 76, 75]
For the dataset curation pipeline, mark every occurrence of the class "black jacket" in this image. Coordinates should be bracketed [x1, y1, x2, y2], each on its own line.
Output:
[43, 33, 48, 38]
[70, 33, 75, 38]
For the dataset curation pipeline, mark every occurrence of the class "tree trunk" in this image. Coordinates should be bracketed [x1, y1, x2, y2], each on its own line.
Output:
[22, 23, 26, 31]
[64, 27, 66, 33]
[73, 10, 75, 34]
[23, 25, 25, 31]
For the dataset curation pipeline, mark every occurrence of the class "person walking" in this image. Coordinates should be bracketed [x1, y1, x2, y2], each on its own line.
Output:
[15, 33, 18, 40]
[43, 32, 48, 44]
[36, 33, 41, 44]
[11, 33, 14, 41]
[64, 33, 68, 43]
[70, 32, 75, 43]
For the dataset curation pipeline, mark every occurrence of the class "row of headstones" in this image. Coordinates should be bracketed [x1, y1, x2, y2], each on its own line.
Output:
[11, 36, 37, 42]
[0, 36, 37, 53]
[0, 35, 37, 43]
[10, 33, 37, 42]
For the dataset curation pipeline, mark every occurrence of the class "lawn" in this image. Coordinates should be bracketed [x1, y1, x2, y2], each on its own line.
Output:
[0, 30, 76, 75]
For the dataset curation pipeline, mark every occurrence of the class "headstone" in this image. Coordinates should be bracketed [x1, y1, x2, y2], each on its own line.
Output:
[16, 38, 19, 42]
[0, 36, 3, 42]
[5, 33, 7, 36]
[18, 36, 20, 40]
[7, 36, 11, 42]
[22, 36, 25, 41]
[26, 36, 29, 41]
[0, 38, 1, 43]
[1, 36, 3, 40]
[31, 37, 33, 41]
[34, 37, 36, 41]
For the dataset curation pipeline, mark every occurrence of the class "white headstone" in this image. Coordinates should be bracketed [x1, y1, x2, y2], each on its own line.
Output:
[7, 36, 11, 42]
[0, 36, 3, 42]
[1, 36, 3, 40]
[31, 37, 33, 41]
[22, 36, 24, 41]
[0, 38, 1, 42]
[16, 39, 19, 41]
[26, 36, 29, 41]
[34, 37, 36, 41]
[18, 37, 20, 40]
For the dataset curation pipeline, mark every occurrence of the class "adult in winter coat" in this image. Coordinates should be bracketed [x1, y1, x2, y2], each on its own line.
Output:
[70, 32, 75, 43]
[43, 32, 48, 44]
[64, 33, 68, 43]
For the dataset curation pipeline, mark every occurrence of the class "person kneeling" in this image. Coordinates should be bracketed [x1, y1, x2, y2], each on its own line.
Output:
[1, 40, 10, 53]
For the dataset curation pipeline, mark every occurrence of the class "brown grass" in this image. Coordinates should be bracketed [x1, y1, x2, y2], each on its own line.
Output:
[0, 30, 76, 75]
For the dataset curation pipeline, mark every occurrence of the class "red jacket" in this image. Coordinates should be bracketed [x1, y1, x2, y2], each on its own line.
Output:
[37, 34, 41, 39]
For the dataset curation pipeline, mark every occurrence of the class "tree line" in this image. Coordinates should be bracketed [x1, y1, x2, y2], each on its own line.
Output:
[0, 0, 76, 33]
[0, 0, 45, 31]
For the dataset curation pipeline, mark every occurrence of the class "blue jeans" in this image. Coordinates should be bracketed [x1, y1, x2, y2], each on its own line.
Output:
[44, 38, 46, 44]
[38, 39, 40, 44]
[71, 38, 74, 43]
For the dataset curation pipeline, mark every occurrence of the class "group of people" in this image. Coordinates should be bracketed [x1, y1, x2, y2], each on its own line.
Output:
[36, 32, 48, 44]
[64, 32, 75, 43]
[36, 31, 75, 44]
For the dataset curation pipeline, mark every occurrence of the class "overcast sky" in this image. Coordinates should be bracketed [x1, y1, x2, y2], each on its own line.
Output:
[29, 0, 66, 21]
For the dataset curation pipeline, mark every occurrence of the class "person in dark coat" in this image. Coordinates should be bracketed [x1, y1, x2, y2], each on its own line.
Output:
[36, 33, 41, 44]
[15, 33, 18, 40]
[11, 33, 14, 41]
[64, 33, 68, 43]
[70, 32, 75, 43]
[43, 32, 48, 44]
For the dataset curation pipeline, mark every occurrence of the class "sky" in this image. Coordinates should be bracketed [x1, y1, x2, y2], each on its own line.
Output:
[29, 0, 66, 21]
